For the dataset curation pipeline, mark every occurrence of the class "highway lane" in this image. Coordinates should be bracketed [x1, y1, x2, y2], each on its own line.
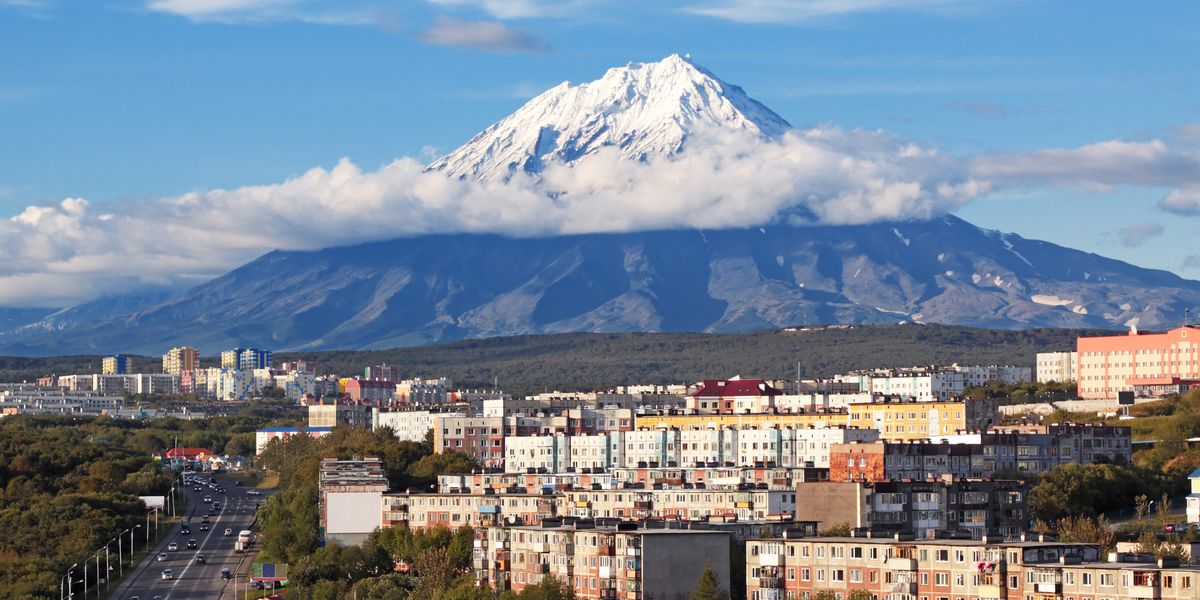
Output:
[109, 475, 271, 600]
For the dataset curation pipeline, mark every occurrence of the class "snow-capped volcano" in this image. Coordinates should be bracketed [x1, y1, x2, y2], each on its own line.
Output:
[428, 53, 792, 181]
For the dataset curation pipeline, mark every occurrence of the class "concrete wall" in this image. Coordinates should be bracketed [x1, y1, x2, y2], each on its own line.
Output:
[642, 532, 730, 598]
[795, 482, 867, 530]
[1000, 397, 1161, 417]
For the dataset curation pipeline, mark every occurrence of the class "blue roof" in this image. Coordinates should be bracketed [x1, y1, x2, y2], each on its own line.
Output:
[1189, 467, 1200, 479]
[258, 427, 334, 433]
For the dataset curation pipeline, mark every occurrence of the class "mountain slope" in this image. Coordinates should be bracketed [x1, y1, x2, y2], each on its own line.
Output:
[428, 54, 790, 180]
[3, 215, 1196, 355]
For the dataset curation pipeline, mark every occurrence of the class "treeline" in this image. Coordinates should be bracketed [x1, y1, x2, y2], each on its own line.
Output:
[0, 413, 274, 598]
[273, 324, 1099, 395]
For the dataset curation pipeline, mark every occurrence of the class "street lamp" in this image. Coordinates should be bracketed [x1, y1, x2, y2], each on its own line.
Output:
[60, 562, 77, 600]
[105, 536, 117, 587]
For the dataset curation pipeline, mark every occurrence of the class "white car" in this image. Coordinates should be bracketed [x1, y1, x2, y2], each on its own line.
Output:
[246, 490, 261, 495]
[224, 528, 233, 536]
[156, 553, 168, 562]
[161, 569, 173, 580]
[167, 542, 178, 551]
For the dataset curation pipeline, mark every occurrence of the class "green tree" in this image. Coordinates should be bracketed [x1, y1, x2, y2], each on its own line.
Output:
[818, 522, 852, 537]
[691, 563, 727, 600]
[1056, 515, 1116, 553]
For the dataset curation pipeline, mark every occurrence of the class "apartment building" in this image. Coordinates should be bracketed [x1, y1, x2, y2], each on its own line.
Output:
[689, 378, 784, 414]
[344, 379, 396, 405]
[436, 416, 508, 469]
[220, 347, 273, 371]
[507, 434, 572, 473]
[931, 424, 1133, 470]
[162, 346, 199, 375]
[1077, 326, 1200, 399]
[373, 409, 467, 443]
[1037, 352, 1079, 384]
[308, 403, 373, 429]
[395, 377, 449, 405]
[636, 411, 850, 433]
[563, 487, 797, 522]
[794, 479, 1028, 540]
[744, 535, 1200, 600]
[847, 399, 1000, 440]
[255, 426, 334, 454]
[473, 519, 731, 599]
[383, 491, 558, 530]
[319, 457, 389, 546]
[568, 433, 624, 472]
[437, 465, 816, 496]
[102, 354, 130, 374]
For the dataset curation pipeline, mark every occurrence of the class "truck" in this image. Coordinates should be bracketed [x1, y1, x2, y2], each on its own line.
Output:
[235, 530, 254, 553]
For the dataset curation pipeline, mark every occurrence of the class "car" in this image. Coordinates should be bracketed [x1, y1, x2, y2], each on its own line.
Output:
[195, 554, 206, 564]
[187, 539, 197, 549]
[201, 516, 210, 523]
[199, 523, 210, 531]
[166, 542, 177, 551]
[220, 568, 232, 580]
[218, 488, 226, 494]
[193, 486, 201, 491]
[203, 496, 212, 503]
[180, 526, 190, 535]
[224, 528, 233, 536]
[160, 569, 173, 580]
[246, 490, 261, 495]
[156, 553, 168, 562]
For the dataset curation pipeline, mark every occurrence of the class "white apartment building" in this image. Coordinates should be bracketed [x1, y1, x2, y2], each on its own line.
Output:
[505, 434, 570, 473]
[1037, 351, 1079, 383]
[395, 377, 449, 404]
[623, 429, 681, 468]
[795, 426, 880, 468]
[680, 427, 737, 467]
[373, 410, 466, 443]
[567, 433, 623, 471]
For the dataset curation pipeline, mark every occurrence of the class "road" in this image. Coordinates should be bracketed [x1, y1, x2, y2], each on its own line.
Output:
[108, 474, 271, 600]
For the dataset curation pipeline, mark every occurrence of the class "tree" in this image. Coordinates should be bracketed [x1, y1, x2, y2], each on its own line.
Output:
[515, 577, 575, 600]
[691, 563, 726, 600]
[1135, 495, 1151, 520]
[1056, 515, 1116, 553]
[818, 522, 851, 537]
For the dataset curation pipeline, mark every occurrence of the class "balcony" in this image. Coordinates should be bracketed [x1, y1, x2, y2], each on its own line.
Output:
[1035, 583, 1061, 594]
[977, 584, 1004, 599]
[890, 582, 917, 594]
[885, 558, 915, 571]
[1128, 586, 1161, 600]
[758, 577, 784, 589]
[599, 545, 615, 556]
[758, 553, 783, 567]
[599, 566, 613, 579]
[533, 543, 547, 553]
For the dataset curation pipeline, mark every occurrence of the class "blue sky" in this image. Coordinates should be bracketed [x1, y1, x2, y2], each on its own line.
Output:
[0, 0, 1197, 307]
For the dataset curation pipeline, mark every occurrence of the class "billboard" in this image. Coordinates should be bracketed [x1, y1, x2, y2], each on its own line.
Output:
[1118, 391, 1135, 405]
[139, 495, 166, 510]
[326, 492, 383, 534]
[253, 562, 289, 582]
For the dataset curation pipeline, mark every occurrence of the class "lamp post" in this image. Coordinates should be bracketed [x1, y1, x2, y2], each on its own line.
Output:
[60, 562, 77, 600]
[130, 524, 141, 568]
[105, 537, 116, 590]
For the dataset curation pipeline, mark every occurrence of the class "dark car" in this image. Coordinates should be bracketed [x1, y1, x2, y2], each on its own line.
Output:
[199, 523, 210, 531]
[187, 539, 197, 549]
[221, 568, 232, 580]
[195, 554, 206, 564]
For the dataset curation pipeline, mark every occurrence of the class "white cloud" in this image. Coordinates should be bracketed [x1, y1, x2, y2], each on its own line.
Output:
[145, 0, 374, 25]
[683, 0, 990, 23]
[1114, 222, 1164, 248]
[425, 0, 594, 19]
[419, 16, 550, 53]
[1160, 188, 1200, 216]
[2, 125, 1197, 308]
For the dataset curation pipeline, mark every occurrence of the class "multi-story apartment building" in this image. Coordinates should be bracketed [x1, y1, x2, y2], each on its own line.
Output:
[436, 465, 817, 496]
[363, 364, 399, 382]
[319, 457, 389, 546]
[847, 399, 1000, 440]
[383, 491, 559, 531]
[255, 426, 334, 454]
[745, 535, 1200, 600]
[681, 427, 738, 466]
[507, 434, 572, 473]
[1077, 326, 1200, 399]
[623, 429, 681, 468]
[373, 409, 467, 443]
[689, 378, 784, 414]
[636, 412, 850, 434]
[102, 354, 130, 374]
[568, 433, 624, 472]
[395, 377, 449, 404]
[473, 519, 732, 599]
[794, 479, 1028, 540]
[563, 487, 797, 522]
[1037, 352, 1079, 384]
[162, 346, 199, 375]
[308, 403, 373, 429]
[344, 379, 396, 405]
[436, 416, 508, 469]
[220, 347, 273, 371]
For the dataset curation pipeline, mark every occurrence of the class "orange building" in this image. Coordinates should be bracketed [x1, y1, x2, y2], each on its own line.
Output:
[1076, 326, 1200, 399]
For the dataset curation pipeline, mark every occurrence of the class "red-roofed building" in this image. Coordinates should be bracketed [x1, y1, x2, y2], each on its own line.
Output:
[687, 377, 781, 414]
[165, 447, 212, 461]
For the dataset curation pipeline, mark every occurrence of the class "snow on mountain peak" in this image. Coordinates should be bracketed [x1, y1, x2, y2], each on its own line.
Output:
[428, 54, 792, 181]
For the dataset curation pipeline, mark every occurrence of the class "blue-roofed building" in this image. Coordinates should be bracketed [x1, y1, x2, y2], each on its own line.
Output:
[255, 426, 334, 455]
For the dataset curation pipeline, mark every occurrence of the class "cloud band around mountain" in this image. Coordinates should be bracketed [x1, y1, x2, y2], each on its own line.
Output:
[1, 126, 1197, 307]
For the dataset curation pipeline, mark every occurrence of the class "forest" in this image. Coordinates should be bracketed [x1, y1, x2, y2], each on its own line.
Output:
[0, 413, 275, 598]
